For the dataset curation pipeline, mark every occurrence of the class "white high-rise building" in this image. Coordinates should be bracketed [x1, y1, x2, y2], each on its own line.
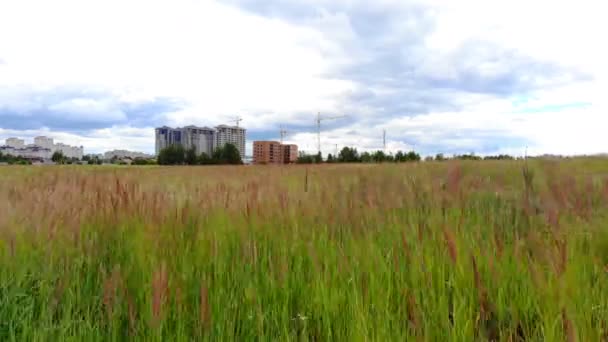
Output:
[155, 126, 183, 156]
[182, 126, 216, 156]
[34, 136, 54, 150]
[155, 124, 247, 160]
[5, 138, 25, 149]
[55, 143, 84, 159]
[215, 125, 246, 160]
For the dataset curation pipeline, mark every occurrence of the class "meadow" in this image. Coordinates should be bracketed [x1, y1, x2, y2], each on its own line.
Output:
[1, 159, 608, 341]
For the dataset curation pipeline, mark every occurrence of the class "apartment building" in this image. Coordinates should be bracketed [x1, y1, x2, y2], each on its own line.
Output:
[182, 126, 216, 156]
[215, 125, 246, 160]
[2, 137, 83, 160]
[155, 126, 183, 155]
[253, 141, 282, 164]
[253, 141, 298, 164]
[34, 136, 54, 150]
[280, 144, 298, 164]
[104, 150, 154, 160]
[5, 138, 25, 149]
[155, 124, 246, 159]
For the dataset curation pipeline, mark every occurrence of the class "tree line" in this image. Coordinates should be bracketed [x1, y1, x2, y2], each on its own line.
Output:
[297, 147, 422, 164]
[296, 148, 518, 164]
[157, 143, 242, 165]
[0, 151, 32, 165]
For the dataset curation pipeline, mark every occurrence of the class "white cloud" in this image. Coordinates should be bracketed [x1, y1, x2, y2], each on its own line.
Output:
[0, 0, 606, 155]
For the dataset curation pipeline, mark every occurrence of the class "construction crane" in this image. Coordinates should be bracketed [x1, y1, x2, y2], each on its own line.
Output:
[223, 116, 243, 127]
[316, 112, 346, 154]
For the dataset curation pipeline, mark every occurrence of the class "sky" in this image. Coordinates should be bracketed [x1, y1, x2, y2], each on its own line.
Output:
[0, 0, 606, 156]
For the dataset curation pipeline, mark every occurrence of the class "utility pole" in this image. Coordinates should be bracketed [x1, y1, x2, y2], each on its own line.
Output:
[279, 125, 288, 144]
[335, 144, 338, 157]
[383, 129, 387, 152]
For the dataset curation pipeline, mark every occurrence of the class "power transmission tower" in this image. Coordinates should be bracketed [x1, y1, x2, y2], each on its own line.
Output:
[316, 112, 346, 154]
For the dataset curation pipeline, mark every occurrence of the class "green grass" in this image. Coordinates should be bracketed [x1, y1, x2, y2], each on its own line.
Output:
[1, 159, 608, 340]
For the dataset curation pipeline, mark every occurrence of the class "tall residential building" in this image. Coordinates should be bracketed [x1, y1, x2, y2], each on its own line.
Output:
[253, 141, 282, 164]
[182, 126, 216, 156]
[155, 124, 247, 159]
[155, 125, 217, 156]
[34, 136, 54, 150]
[5, 138, 25, 149]
[155, 126, 183, 155]
[253, 141, 298, 164]
[215, 125, 246, 160]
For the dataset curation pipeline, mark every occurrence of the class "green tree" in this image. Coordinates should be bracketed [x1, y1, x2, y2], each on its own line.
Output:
[360, 151, 372, 163]
[371, 150, 387, 163]
[326, 154, 334, 163]
[52, 151, 65, 164]
[198, 152, 212, 165]
[314, 152, 323, 164]
[435, 153, 446, 161]
[223, 144, 243, 165]
[297, 152, 314, 164]
[338, 147, 360, 163]
[185, 147, 198, 165]
[394, 151, 405, 162]
[157, 145, 186, 165]
[406, 151, 421, 162]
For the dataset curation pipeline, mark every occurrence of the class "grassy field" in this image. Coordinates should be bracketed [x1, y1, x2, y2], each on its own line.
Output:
[1, 160, 608, 340]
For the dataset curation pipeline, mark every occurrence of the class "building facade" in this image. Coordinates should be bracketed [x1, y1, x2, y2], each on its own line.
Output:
[34, 136, 54, 150]
[215, 125, 246, 160]
[280, 144, 298, 164]
[104, 150, 154, 160]
[6, 138, 25, 149]
[182, 126, 216, 156]
[2, 137, 83, 160]
[253, 141, 298, 164]
[253, 141, 282, 164]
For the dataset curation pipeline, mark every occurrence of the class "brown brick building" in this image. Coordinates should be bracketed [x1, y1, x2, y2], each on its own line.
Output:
[280, 144, 298, 164]
[253, 141, 298, 164]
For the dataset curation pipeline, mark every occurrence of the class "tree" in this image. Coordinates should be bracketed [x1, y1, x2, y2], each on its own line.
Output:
[406, 151, 421, 162]
[326, 154, 334, 163]
[185, 147, 198, 165]
[297, 152, 314, 164]
[157, 145, 186, 165]
[394, 151, 405, 162]
[360, 151, 372, 163]
[435, 153, 446, 161]
[198, 152, 212, 165]
[314, 152, 323, 164]
[210, 144, 242, 165]
[338, 147, 360, 163]
[371, 150, 387, 163]
[52, 151, 66, 164]
[223, 144, 243, 164]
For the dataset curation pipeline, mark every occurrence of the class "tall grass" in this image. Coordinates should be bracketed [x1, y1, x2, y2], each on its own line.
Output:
[1, 160, 608, 340]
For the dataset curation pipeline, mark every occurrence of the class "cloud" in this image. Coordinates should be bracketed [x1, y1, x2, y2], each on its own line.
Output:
[0, 0, 606, 155]
[0, 85, 183, 131]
